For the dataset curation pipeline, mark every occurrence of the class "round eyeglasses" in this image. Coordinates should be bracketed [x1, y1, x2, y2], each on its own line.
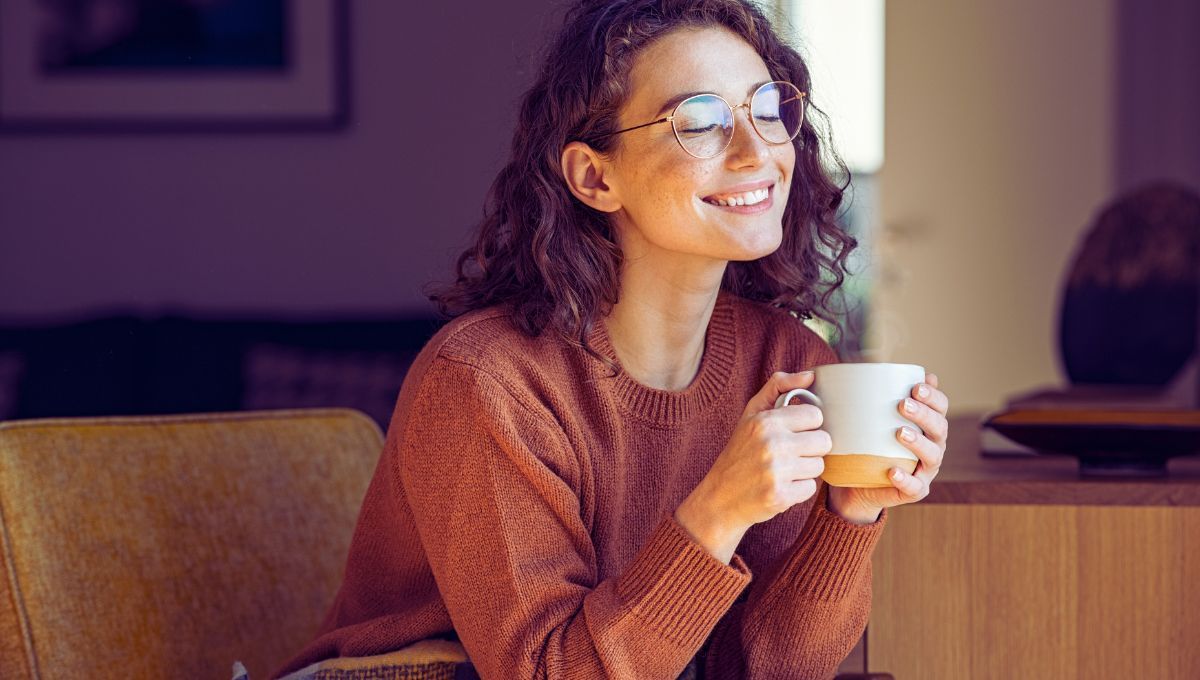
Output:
[593, 81, 806, 159]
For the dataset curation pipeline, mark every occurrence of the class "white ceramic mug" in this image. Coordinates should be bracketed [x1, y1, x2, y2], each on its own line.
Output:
[773, 362, 926, 488]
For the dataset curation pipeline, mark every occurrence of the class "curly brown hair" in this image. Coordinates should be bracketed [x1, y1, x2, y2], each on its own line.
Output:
[430, 0, 856, 353]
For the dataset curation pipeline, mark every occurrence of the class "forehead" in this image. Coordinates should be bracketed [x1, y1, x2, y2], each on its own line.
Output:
[625, 26, 773, 115]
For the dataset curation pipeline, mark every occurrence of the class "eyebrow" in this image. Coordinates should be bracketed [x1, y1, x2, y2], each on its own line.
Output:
[653, 80, 772, 117]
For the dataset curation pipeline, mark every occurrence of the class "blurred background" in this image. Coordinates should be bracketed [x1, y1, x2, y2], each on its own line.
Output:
[0, 0, 1197, 429]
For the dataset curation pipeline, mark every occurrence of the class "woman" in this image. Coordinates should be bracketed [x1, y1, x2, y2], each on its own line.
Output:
[277, 0, 950, 677]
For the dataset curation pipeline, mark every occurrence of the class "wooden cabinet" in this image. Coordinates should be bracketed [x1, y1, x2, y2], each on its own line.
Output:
[865, 417, 1200, 680]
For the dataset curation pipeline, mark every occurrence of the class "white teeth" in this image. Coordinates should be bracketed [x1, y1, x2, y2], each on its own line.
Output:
[707, 187, 770, 207]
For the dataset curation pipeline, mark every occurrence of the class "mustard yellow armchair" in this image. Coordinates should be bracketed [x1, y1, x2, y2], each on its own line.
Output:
[0, 408, 383, 679]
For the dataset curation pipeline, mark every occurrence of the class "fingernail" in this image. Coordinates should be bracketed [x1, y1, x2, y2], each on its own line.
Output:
[917, 384, 930, 399]
[899, 427, 916, 442]
[903, 398, 916, 414]
[891, 468, 903, 481]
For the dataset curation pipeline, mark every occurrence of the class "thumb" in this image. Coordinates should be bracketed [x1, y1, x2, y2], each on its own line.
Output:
[743, 370, 816, 417]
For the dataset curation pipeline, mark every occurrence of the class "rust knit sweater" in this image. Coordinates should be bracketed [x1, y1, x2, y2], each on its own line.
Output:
[276, 291, 886, 679]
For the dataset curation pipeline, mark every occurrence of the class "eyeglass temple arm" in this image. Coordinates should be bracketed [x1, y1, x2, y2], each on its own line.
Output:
[593, 116, 672, 140]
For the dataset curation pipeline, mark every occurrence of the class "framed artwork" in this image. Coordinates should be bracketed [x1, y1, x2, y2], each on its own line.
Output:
[0, 0, 349, 132]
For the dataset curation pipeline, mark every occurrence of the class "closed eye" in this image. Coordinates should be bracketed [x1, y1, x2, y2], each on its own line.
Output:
[679, 123, 723, 135]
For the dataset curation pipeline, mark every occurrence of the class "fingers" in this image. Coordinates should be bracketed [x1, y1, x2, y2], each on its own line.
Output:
[789, 454, 825, 480]
[746, 412, 829, 452]
[895, 408, 944, 503]
[757, 451, 824, 517]
[896, 425, 943, 475]
[789, 478, 820, 503]
[790, 428, 832, 456]
[887, 465, 929, 501]
[768, 404, 825, 433]
[744, 371, 816, 416]
[766, 478, 821, 513]
[912, 380, 950, 417]
[899, 396, 949, 445]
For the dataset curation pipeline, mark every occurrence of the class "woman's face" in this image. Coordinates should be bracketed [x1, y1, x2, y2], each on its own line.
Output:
[606, 26, 796, 268]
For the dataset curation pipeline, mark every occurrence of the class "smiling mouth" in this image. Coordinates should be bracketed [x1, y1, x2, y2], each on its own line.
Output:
[702, 185, 772, 207]
[701, 184, 775, 212]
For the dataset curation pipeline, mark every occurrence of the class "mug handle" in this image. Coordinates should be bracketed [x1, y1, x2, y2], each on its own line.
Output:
[774, 388, 823, 409]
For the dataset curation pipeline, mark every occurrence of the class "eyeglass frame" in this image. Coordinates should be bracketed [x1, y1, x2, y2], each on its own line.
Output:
[590, 80, 807, 159]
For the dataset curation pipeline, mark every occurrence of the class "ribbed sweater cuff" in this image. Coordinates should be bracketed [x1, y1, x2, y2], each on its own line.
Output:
[767, 486, 886, 603]
[616, 516, 752, 650]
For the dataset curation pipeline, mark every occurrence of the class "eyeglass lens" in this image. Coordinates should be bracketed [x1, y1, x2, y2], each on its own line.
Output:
[672, 82, 804, 158]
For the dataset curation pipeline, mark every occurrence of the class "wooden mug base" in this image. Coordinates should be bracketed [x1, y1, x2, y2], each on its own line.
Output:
[821, 453, 919, 488]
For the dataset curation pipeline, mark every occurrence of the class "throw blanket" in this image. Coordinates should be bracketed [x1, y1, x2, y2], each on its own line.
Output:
[233, 639, 701, 679]
[235, 640, 478, 680]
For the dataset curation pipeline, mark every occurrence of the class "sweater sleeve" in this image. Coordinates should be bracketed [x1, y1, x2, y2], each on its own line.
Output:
[397, 356, 751, 680]
[694, 325, 885, 678]
[702, 484, 885, 679]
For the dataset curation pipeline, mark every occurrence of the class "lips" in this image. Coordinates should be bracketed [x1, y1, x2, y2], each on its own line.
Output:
[701, 179, 776, 204]
[704, 187, 767, 207]
[701, 184, 775, 214]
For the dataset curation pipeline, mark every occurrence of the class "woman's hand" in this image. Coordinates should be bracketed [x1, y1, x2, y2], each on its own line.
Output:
[675, 371, 830, 563]
[827, 372, 951, 524]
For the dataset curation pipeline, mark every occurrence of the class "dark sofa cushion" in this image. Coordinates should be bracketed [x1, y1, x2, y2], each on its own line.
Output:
[0, 351, 24, 421]
[0, 314, 441, 431]
[242, 342, 415, 432]
[0, 316, 148, 420]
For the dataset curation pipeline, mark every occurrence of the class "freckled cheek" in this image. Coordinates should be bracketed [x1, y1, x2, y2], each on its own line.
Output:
[775, 182, 792, 210]
[777, 148, 797, 198]
[652, 170, 711, 214]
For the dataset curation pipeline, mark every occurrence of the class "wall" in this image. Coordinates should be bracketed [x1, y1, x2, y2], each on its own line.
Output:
[871, 0, 1116, 413]
[1117, 0, 1200, 193]
[0, 2, 561, 321]
[4, 0, 1192, 412]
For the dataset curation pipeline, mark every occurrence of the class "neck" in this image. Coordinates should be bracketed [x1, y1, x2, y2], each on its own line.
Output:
[604, 256, 726, 391]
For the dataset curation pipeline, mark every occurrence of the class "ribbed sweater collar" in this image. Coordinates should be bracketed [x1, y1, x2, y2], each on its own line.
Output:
[589, 291, 738, 425]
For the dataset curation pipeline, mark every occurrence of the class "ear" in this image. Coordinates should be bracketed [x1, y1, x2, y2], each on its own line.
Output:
[560, 141, 622, 213]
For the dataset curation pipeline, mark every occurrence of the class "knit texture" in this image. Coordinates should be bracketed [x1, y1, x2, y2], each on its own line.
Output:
[275, 291, 886, 679]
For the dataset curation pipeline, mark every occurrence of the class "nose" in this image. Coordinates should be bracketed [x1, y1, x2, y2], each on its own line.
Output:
[724, 104, 770, 167]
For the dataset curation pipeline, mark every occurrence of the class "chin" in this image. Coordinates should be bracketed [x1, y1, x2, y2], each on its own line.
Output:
[729, 246, 781, 263]
[723, 227, 784, 262]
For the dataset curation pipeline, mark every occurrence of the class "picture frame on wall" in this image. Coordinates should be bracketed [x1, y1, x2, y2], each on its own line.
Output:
[0, 0, 349, 133]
